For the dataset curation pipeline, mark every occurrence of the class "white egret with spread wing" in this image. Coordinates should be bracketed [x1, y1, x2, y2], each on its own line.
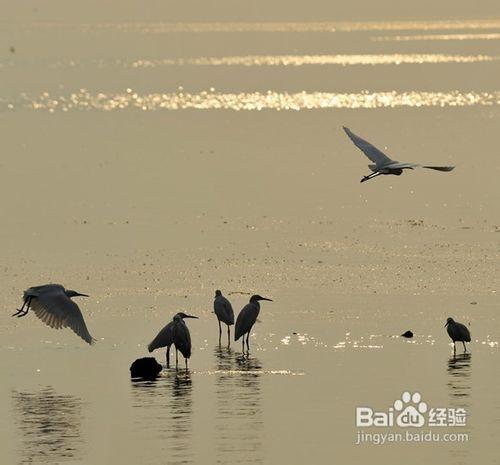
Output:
[343, 126, 454, 183]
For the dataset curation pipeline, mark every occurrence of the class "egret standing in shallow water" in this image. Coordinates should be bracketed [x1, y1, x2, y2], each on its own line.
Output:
[148, 312, 197, 368]
[445, 317, 471, 354]
[214, 290, 234, 345]
[170, 313, 198, 370]
[343, 126, 455, 183]
[235, 295, 272, 353]
[13, 284, 95, 344]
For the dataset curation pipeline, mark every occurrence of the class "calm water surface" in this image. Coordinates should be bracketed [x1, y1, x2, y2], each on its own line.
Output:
[1, 12, 500, 465]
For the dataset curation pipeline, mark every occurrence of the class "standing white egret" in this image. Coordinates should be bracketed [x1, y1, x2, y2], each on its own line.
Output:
[343, 126, 455, 183]
[148, 312, 197, 367]
[445, 317, 471, 354]
[235, 295, 272, 353]
[13, 284, 95, 344]
[214, 290, 234, 345]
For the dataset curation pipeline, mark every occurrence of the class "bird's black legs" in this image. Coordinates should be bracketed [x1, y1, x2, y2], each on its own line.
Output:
[218, 320, 222, 345]
[227, 325, 231, 346]
[246, 333, 250, 352]
[360, 172, 382, 183]
[453, 342, 456, 354]
[185, 357, 188, 371]
[463, 342, 467, 353]
[12, 297, 31, 317]
[175, 349, 179, 370]
[242, 338, 245, 353]
[166, 346, 170, 368]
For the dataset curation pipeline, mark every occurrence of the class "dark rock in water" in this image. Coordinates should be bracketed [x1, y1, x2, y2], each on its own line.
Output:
[401, 330, 414, 338]
[130, 357, 162, 379]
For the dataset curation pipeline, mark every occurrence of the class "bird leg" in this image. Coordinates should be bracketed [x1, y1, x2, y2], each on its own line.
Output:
[227, 325, 231, 347]
[218, 320, 222, 345]
[242, 338, 245, 353]
[360, 172, 382, 183]
[166, 346, 170, 369]
[453, 342, 456, 354]
[12, 297, 31, 317]
[246, 333, 250, 352]
[175, 349, 179, 370]
[463, 342, 467, 353]
[185, 358, 188, 371]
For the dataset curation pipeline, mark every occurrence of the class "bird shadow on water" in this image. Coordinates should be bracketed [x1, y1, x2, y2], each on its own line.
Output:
[130, 371, 193, 464]
[12, 387, 84, 464]
[213, 345, 263, 465]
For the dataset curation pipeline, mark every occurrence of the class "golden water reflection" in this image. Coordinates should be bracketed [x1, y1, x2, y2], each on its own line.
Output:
[130, 54, 499, 68]
[82, 20, 500, 34]
[372, 33, 500, 42]
[12, 89, 500, 112]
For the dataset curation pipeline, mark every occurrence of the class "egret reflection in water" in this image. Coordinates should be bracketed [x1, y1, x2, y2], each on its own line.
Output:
[213, 346, 263, 464]
[447, 353, 472, 403]
[131, 372, 193, 464]
[12, 387, 84, 464]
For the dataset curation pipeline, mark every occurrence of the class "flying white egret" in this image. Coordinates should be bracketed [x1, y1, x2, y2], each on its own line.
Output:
[213, 290, 234, 345]
[343, 126, 455, 182]
[13, 284, 95, 344]
[235, 295, 272, 353]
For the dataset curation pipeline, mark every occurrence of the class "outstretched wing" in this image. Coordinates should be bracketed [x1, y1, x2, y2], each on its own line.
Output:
[422, 165, 455, 172]
[29, 288, 95, 344]
[148, 322, 173, 352]
[389, 162, 455, 171]
[343, 126, 395, 166]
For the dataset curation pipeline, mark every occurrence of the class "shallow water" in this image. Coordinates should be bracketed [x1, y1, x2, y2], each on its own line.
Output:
[1, 6, 500, 465]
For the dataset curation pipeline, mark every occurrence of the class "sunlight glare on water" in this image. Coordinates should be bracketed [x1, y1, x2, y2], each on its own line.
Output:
[9, 89, 500, 112]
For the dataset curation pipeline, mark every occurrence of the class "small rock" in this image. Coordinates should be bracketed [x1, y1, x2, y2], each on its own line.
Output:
[401, 330, 414, 338]
[130, 357, 162, 379]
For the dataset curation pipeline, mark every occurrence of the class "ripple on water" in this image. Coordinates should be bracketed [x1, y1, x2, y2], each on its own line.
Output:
[12, 387, 84, 464]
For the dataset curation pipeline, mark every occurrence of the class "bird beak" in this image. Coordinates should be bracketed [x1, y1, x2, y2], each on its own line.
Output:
[444, 322, 449, 327]
[185, 315, 198, 319]
[261, 297, 273, 302]
[76, 293, 89, 297]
